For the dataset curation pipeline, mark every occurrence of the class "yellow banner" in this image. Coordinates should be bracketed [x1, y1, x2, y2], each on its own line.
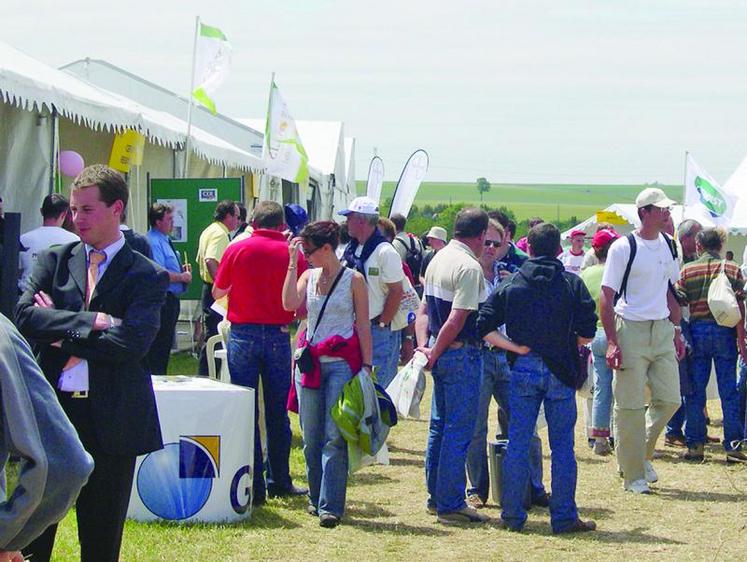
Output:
[109, 130, 145, 172]
[596, 210, 628, 225]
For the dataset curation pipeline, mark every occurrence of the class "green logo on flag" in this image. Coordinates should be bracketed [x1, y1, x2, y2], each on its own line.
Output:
[695, 176, 727, 218]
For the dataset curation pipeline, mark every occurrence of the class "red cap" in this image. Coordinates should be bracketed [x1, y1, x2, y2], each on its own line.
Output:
[570, 229, 586, 239]
[591, 228, 620, 249]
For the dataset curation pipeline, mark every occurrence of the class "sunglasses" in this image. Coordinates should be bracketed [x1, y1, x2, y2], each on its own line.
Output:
[302, 245, 320, 258]
[484, 239, 502, 248]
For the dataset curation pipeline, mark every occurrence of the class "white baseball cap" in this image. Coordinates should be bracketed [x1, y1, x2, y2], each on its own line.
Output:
[636, 187, 677, 209]
[337, 196, 379, 216]
[426, 226, 447, 243]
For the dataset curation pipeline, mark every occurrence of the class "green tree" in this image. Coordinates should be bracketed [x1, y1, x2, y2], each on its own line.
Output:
[476, 177, 491, 202]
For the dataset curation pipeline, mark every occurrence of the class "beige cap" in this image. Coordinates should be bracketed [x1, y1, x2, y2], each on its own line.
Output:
[635, 187, 677, 209]
[426, 226, 447, 243]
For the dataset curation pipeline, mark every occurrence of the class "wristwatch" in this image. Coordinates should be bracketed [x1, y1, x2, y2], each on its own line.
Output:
[403, 335, 414, 342]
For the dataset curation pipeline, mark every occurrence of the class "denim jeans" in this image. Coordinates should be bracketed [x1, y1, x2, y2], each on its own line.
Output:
[667, 319, 693, 438]
[371, 322, 400, 389]
[590, 328, 614, 437]
[502, 353, 578, 533]
[466, 349, 545, 503]
[739, 359, 747, 442]
[296, 360, 352, 518]
[685, 320, 743, 451]
[425, 345, 482, 514]
[227, 323, 294, 501]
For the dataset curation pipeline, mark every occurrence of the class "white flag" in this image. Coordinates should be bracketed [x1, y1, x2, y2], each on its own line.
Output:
[264, 80, 309, 184]
[684, 153, 736, 227]
[192, 22, 232, 115]
[366, 156, 385, 204]
[389, 150, 429, 218]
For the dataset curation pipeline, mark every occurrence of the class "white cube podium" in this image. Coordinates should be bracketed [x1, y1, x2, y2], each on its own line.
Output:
[127, 376, 254, 523]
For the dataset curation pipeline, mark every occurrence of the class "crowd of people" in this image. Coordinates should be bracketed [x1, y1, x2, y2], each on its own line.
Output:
[2, 166, 747, 559]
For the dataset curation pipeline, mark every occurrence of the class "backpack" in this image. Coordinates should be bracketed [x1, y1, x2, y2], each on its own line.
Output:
[614, 232, 678, 306]
[395, 234, 424, 285]
[707, 260, 741, 327]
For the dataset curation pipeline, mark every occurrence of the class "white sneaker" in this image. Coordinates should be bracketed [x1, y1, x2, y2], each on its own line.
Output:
[624, 479, 651, 494]
[644, 460, 658, 483]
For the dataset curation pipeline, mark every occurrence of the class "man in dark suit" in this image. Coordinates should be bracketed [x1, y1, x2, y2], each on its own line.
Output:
[16, 164, 168, 562]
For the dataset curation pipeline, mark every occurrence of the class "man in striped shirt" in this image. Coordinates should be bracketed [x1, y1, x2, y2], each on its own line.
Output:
[676, 228, 747, 463]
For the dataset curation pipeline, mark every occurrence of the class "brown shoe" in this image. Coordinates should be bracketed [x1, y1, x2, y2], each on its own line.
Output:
[664, 434, 687, 448]
[726, 450, 747, 464]
[707, 435, 721, 444]
[466, 494, 486, 509]
[554, 519, 597, 534]
[683, 444, 705, 462]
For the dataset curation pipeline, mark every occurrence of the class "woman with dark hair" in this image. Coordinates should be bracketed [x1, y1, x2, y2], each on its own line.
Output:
[282, 221, 373, 527]
[580, 228, 620, 455]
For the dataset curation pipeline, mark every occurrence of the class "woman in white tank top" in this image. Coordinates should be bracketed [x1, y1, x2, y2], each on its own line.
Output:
[282, 221, 372, 528]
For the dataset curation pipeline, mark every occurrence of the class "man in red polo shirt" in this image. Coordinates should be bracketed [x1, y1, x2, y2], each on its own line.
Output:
[213, 200, 308, 505]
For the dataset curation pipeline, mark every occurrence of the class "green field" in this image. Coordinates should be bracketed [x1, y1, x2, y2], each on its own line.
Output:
[357, 181, 682, 222]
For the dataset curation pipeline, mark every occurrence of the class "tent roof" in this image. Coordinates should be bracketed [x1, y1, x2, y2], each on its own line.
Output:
[562, 203, 747, 239]
[0, 41, 263, 172]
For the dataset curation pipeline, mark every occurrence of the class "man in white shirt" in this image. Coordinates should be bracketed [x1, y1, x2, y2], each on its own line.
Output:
[599, 188, 684, 494]
[18, 194, 79, 292]
[340, 197, 404, 388]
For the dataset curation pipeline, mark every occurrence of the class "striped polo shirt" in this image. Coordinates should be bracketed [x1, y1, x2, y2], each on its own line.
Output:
[423, 239, 487, 343]
[676, 253, 744, 321]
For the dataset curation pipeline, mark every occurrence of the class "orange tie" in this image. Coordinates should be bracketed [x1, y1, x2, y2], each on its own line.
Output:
[86, 249, 107, 307]
[63, 249, 107, 371]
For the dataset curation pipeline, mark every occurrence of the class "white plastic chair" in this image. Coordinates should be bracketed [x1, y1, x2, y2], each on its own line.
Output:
[206, 320, 231, 383]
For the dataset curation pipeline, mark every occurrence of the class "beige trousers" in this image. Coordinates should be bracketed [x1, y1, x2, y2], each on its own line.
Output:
[613, 317, 681, 485]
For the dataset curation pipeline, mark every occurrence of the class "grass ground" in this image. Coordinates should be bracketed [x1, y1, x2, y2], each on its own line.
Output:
[45, 353, 746, 561]
[358, 181, 681, 222]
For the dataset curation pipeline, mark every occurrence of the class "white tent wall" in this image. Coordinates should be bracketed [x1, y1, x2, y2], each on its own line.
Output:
[0, 102, 54, 232]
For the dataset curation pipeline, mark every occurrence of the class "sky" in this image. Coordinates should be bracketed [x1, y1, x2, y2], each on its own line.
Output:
[4, 0, 747, 184]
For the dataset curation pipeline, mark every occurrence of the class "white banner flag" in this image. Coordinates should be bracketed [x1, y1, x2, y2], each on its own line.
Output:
[264, 80, 309, 184]
[684, 153, 736, 227]
[366, 156, 385, 204]
[389, 150, 429, 218]
[192, 23, 232, 115]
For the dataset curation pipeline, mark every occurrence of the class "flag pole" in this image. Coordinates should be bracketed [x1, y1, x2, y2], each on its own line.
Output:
[184, 15, 200, 178]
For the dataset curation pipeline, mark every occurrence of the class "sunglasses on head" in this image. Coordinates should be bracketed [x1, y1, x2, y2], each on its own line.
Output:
[484, 239, 502, 248]
[302, 245, 320, 258]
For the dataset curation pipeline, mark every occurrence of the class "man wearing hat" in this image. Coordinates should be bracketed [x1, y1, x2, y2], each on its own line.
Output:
[420, 227, 448, 285]
[559, 230, 587, 275]
[340, 197, 404, 389]
[599, 187, 685, 494]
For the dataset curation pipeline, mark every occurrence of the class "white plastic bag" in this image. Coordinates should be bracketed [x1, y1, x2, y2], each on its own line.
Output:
[707, 260, 741, 328]
[390, 276, 421, 331]
[385, 351, 427, 419]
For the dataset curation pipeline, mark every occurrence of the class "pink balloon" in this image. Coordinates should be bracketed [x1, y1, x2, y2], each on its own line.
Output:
[59, 150, 85, 177]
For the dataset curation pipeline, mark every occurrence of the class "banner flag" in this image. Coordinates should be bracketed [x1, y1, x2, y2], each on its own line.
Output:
[684, 153, 736, 227]
[595, 210, 627, 225]
[264, 79, 309, 184]
[366, 156, 385, 204]
[109, 129, 145, 173]
[389, 149, 429, 218]
[192, 22, 232, 115]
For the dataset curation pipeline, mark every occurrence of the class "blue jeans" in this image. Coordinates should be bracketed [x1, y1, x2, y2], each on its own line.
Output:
[685, 321, 743, 451]
[502, 353, 578, 533]
[667, 319, 693, 438]
[371, 322, 400, 389]
[739, 359, 747, 442]
[425, 345, 482, 514]
[227, 323, 294, 502]
[591, 328, 614, 437]
[296, 360, 352, 518]
[466, 349, 545, 502]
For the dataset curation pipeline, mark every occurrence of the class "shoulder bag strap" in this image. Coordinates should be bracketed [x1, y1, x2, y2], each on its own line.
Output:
[308, 266, 347, 344]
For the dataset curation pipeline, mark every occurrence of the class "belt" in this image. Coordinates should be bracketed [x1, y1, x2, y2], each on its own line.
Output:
[61, 390, 88, 399]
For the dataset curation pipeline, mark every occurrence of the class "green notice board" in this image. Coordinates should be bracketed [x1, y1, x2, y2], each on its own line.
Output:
[149, 177, 244, 300]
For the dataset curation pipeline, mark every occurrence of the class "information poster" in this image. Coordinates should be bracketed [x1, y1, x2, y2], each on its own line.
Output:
[150, 178, 243, 300]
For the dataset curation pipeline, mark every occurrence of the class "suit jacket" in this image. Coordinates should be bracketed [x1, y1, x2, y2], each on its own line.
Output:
[15, 241, 168, 456]
[123, 227, 153, 259]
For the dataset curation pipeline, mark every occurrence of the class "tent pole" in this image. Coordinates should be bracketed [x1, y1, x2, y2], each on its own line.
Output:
[49, 107, 58, 194]
[682, 150, 688, 225]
